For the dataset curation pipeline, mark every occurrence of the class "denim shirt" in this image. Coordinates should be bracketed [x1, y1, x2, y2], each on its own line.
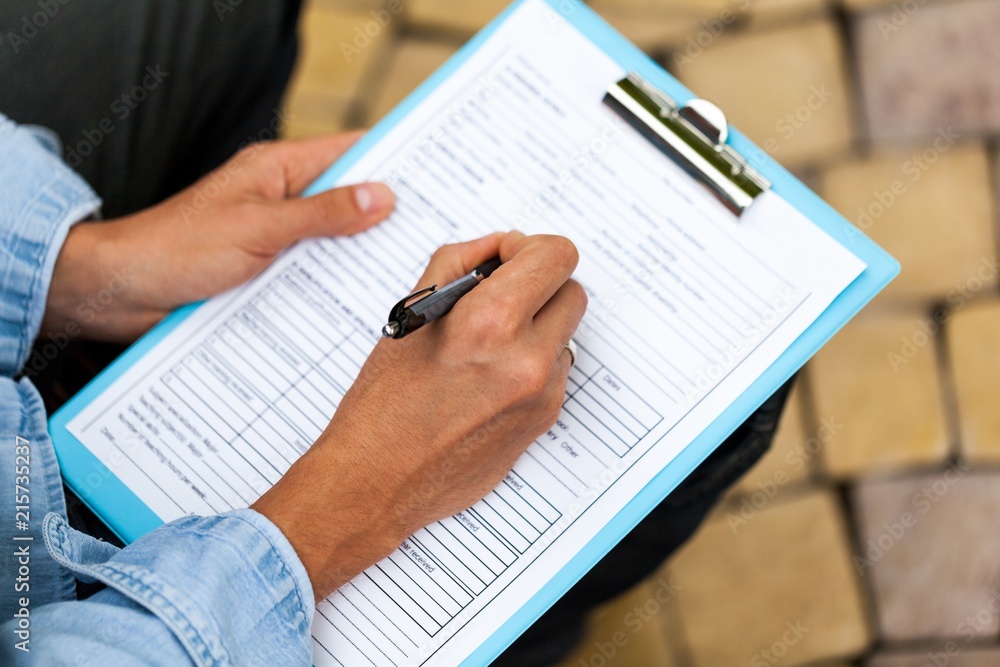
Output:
[0, 114, 315, 665]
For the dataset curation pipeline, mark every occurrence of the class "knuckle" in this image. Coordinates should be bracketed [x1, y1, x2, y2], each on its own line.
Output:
[509, 353, 551, 396]
[543, 235, 580, 269]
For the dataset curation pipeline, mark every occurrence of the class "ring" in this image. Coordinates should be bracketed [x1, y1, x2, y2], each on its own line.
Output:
[564, 339, 578, 368]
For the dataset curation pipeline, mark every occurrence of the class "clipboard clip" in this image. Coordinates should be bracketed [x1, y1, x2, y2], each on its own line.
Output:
[603, 73, 770, 216]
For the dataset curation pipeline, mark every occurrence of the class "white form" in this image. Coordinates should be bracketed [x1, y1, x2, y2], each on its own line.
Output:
[66, 1, 866, 665]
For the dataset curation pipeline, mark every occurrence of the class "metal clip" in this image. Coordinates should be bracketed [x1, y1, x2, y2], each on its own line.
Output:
[603, 73, 771, 215]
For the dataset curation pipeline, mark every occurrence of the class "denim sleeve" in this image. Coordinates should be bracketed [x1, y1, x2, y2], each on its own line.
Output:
[0, 112, 100, 377]
[0, 111, 102, 622]
[0, 511, 315, 666]
[0, 113, 315, 665]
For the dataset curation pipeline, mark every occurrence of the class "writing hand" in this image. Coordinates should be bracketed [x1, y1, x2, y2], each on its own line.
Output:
[253, 231, 587, 601]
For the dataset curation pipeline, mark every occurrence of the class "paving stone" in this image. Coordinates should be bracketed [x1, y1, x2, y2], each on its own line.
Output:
[869, 648, 1000, 667]
[593, 0, 826, 26]
[290, 2, 397, 103]
[312, 0, 389, 10]
[948, 299, 1000, 463]
[735, 382, 812, 495]
[595, 9, 705, 52]
[670, 489, 870, 666]
[855, 0, 1000, 141]
[406, 0, 747, 46]
[556, 577, 684, 667]
[675, 20, 853, 168]
[820, 144, 997, 302]
[809, 311, 948, 478]
[852, 470, 1000, 642]
[406, 0, 509, 35]
[839, 0, 894, 11]
[591, 0, 733, 19]
[364, 39, 459, 123]
[281, 87, 352, 139]
[746, 0, 828, 26]
[281, 112, 352, 141]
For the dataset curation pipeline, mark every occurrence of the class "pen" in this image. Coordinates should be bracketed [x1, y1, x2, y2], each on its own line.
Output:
[382, 257, 503, 339]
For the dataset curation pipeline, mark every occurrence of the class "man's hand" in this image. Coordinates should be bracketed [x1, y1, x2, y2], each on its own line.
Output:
[252, 231, 587, 602]
[42, 132, 394, 342]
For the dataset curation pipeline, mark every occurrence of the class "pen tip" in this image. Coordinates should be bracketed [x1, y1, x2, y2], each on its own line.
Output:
[382, 322, 399, 338]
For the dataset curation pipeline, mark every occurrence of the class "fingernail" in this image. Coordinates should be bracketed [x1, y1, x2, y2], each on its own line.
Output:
[354, 183, 393, 214]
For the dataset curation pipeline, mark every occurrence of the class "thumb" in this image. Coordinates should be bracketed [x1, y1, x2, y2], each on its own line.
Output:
[275, 182, 395, 244]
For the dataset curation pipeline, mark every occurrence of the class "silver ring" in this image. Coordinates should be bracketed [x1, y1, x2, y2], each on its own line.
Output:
[564, 339, 578, 368]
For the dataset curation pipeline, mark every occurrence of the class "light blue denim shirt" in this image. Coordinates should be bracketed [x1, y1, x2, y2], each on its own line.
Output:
[0, 114, 315, 665]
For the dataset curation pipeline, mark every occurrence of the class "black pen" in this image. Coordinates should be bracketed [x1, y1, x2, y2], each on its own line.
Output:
[382, 257, 502, 339]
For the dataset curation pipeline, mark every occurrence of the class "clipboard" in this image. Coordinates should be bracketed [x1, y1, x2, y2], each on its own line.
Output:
[49, 1, 899, 664]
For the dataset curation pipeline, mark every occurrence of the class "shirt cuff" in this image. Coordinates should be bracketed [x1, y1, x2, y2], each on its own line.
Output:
[0, 113, 101, 377]
[42, 509, 315, 666]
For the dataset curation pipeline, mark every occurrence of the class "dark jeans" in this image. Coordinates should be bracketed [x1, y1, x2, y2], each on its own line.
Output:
[0, 3, 791, 663]
[0, 0, 301, 220]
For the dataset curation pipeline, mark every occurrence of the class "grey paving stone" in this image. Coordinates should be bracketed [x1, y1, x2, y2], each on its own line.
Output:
[854, 0, 1000, 141]
[851, 470, 1000, 642]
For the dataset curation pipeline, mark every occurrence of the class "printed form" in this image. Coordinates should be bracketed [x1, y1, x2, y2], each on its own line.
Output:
[67, 1, 866, 665]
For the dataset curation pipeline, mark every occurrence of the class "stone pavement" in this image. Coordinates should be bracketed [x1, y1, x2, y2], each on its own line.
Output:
[284, 0, 1000, 664]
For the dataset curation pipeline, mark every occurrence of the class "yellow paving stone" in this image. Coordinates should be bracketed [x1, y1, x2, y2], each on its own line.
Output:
[747, 0, 828, 26]
[839, 0, 894, 10]
[595, 9, 705, 52]
[406, 0, 715, 53]
[674, 20, 853, 168]
[870, 648, 1000, 667]
[364, 40, 459, 123]
[735, 383, 812, 495]
[948, 298, 1000, 462]
[670, 489, 871, 666]
[557, 578, 683, 667]
[407, 0, 509, 35]
[290, 2, 397, 102]
[591, 0, 734, 19]
[281, 111, 352, 140]
[594, 0, 827, 25]
[820, 144, 996, 302]
[281, 87, 353, 139]
[809, 310, 949, 478]
[312, 0, 389, 10]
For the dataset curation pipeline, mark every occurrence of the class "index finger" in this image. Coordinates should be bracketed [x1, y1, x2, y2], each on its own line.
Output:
[471, 232, 580, 320]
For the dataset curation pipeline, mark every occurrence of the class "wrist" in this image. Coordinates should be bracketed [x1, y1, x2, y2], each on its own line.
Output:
[42, 220, 167, 342]
[251, 447, 407, 602]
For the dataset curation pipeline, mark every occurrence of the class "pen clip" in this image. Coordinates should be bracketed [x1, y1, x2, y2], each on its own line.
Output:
[389, 284, 437, 322]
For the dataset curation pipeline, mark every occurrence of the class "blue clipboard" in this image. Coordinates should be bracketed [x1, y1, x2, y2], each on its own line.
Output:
[50, 1, 898, 664]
